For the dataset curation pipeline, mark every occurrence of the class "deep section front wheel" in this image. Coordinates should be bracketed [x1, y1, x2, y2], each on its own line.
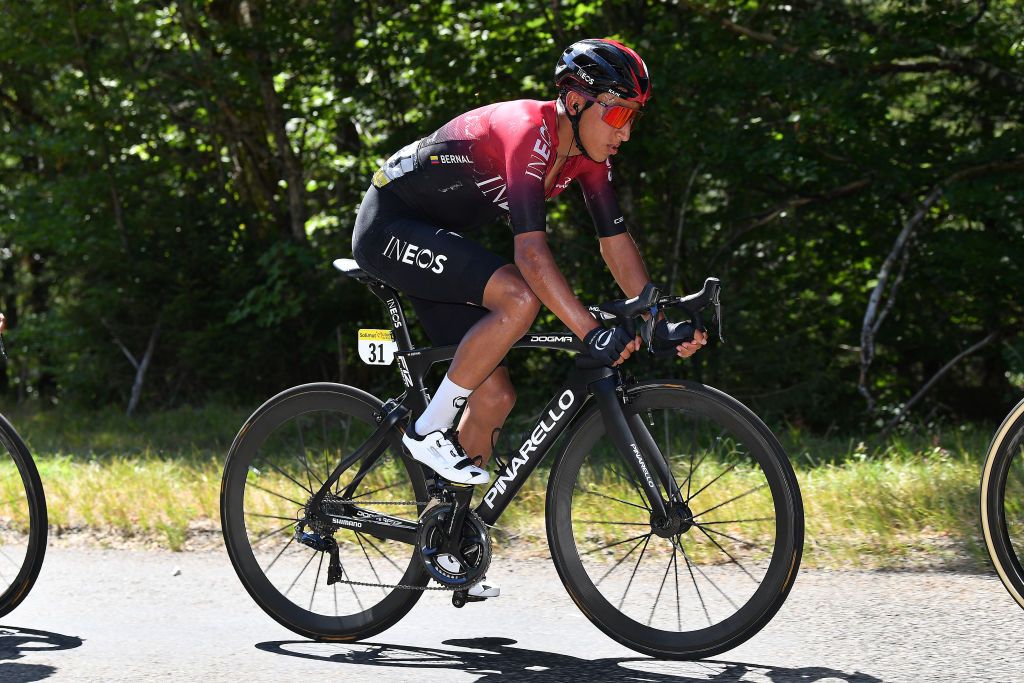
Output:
[981, 397, 1024, 610]
[0, 414, 47, 618]
[221, 383, 429, 640]
[546, 381, 803, 659]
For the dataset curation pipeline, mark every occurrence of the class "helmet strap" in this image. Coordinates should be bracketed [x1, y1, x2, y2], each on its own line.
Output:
[560, 88, 595, 161]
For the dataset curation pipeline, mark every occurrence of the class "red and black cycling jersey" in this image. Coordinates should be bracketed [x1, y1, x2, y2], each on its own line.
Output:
[372, 99, 628, 238]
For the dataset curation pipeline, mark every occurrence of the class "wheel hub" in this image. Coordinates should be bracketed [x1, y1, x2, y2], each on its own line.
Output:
[650, 502, 693, 538]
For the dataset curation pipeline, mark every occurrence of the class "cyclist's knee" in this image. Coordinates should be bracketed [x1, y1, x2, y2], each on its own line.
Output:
[485, 267, 540, 322]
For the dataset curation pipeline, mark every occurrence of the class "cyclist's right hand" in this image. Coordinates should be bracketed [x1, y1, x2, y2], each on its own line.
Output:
[583, 325, 637, 366]
[0, 313, 6, 334]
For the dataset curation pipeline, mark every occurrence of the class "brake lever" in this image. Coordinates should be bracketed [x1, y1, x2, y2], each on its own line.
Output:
[710, 284, 725, 343]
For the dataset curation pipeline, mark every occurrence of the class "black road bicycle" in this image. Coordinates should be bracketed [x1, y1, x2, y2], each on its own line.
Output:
[0, 316, 48, 618]
[980, 396, 1024, 610]
[220, 260, 804, 660]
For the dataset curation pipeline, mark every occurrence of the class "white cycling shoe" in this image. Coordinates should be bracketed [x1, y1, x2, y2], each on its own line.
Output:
[402, 425, 490, 485]
[468, 581, 500, 599]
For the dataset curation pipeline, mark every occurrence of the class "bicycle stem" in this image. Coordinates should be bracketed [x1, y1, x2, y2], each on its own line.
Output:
[590, 375, 669, 519]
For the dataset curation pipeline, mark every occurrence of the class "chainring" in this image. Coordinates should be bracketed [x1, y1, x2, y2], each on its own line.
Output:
[417, 503, 491, 589]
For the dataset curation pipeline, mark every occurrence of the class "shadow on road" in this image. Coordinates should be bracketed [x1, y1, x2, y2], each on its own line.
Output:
[0, 626, 83, 683]
[255, 636, 886, 682]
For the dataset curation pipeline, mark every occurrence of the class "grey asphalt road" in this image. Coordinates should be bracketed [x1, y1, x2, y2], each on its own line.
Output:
[0, 547, 1021, 682]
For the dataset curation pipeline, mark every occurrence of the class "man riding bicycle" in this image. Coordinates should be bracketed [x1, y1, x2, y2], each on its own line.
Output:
[351, 39, 706, 596]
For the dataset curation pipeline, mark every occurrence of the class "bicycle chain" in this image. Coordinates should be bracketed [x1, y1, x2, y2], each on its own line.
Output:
[316, 497, 479, 592]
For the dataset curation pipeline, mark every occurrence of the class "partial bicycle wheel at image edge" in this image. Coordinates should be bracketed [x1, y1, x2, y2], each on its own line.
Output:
[980, 396, 1024, 610]
[547, 382, 803, 659]
[0, 414, 48, 618]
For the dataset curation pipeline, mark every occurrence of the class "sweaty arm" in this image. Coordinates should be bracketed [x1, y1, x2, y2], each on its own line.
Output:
[514, 232, 601, 339]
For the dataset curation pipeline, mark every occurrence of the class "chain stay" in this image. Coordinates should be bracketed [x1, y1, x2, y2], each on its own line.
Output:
[316, 497, 480, 592]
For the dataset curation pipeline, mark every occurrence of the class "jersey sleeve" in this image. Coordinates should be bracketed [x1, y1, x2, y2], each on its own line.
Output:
[578, 159, 628, 238]
[494, 107, 554, 235]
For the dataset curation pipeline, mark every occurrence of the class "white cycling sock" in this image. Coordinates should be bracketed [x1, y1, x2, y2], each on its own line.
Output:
[414, 375, 472, 436]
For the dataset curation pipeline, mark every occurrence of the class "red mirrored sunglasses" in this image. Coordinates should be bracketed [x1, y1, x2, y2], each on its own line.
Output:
[573, 90, 643, 129]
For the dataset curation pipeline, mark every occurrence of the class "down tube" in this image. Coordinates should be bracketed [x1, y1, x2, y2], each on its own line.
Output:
[475, 382, 589, 525]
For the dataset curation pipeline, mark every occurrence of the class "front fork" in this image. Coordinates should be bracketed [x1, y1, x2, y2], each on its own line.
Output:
[590, 376, 676, 520]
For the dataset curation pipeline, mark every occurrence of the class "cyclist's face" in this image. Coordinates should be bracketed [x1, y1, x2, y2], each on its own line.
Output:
[573, 92, 640, 162]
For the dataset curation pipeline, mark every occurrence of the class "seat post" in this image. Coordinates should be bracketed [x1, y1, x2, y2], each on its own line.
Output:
[366, 281, 414, 352]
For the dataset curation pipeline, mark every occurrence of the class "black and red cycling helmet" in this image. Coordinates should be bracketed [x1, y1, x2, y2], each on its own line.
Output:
[554, 38, 652, 104]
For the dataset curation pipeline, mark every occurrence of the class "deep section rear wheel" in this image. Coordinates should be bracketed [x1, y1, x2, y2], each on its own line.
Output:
[221, 383, 428, 640]
[980, 397, 1024, 610]
[0, 414, 47, 618]
[547, 381, 802, 659]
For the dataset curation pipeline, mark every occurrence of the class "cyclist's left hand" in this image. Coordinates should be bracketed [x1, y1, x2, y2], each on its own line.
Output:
[611, 335, 643, 367]
[676, 328, 707, 359]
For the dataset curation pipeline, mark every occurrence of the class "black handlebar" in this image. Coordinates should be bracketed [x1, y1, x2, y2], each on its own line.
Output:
[586, 277, 725, 360]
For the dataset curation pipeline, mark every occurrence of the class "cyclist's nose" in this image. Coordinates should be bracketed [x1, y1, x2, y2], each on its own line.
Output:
[616, 122, 631, 142]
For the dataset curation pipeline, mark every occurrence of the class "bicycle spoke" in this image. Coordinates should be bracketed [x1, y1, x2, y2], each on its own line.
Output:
[686, 461, 739, 503]
[696, 525, 760, 584]
[608, 460, 652, 512]
[575, 520, 649, 526]
[683, 449, 710, 502]
[356, 532, 389, 597]
[268, 462, 313, 495]
[699, 525, 772, 554]
[246, 482, 305, 508]
[595, 535, 648, 586]
[647, 543, 675, 627]
[672, 540, 682, 631]
[618, 535, 651, 610]
[580, 532, 653, 558]
[577, 485, 650, 513]
[310, 552, 325, 611]
[690, 483, 768, 520]
[321, 413, 332, 483]
[695, 516, 774, 525]
[285, 550, 318, 597]
[251, 521, 296, 547]
[687, 552, 741, 611]
[263, 535, 296, 574]
[346, 574, 366, 612]
[679, 542, 712, 627]
[245, 512, 299, 522]
[358, 533, 407, 575]
[295, 420, 321, 491]
[350, 481, 405, 501]
[336, 415, 353, 494]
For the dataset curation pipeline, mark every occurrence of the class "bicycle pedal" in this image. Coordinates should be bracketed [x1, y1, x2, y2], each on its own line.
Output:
[452, 590, 467, 608]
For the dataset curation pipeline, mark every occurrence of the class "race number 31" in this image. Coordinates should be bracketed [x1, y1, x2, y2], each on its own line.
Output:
[357, 329, 397, 365]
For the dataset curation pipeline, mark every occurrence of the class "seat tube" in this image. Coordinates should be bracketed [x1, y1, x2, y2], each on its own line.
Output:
[590, 375, 668, 518]
[369, 282, 429, 409]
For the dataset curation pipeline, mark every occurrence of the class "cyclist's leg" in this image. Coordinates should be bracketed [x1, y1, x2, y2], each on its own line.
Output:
[457, 367, 514, 465]
[407, 297, 516, 464]
[352, 187, 536, 480]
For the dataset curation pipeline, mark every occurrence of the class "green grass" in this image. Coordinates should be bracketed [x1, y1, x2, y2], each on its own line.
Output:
[0, 402, 999, 566]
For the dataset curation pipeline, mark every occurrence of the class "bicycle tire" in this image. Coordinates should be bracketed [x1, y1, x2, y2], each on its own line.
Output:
[0, 413, 47, 618]
[546, 380, 802, 659]
[221, 382, 429, 640]
[980, 396, 1024, 610]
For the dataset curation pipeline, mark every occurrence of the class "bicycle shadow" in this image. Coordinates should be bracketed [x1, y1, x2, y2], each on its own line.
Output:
[255, 636, 887, 682]
[0, 626, 83, 682]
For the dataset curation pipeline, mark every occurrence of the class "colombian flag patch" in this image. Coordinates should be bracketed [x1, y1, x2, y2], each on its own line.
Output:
[430, 155, 440, 165]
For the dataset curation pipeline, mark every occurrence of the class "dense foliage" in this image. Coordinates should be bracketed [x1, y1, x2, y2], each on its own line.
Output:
[1, 0, 1022, 430]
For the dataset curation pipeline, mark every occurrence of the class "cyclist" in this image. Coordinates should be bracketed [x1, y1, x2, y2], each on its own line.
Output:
[352, 39, 707, 593]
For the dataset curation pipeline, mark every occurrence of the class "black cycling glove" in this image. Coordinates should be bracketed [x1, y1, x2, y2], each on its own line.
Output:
[583, 325, 635, 366]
